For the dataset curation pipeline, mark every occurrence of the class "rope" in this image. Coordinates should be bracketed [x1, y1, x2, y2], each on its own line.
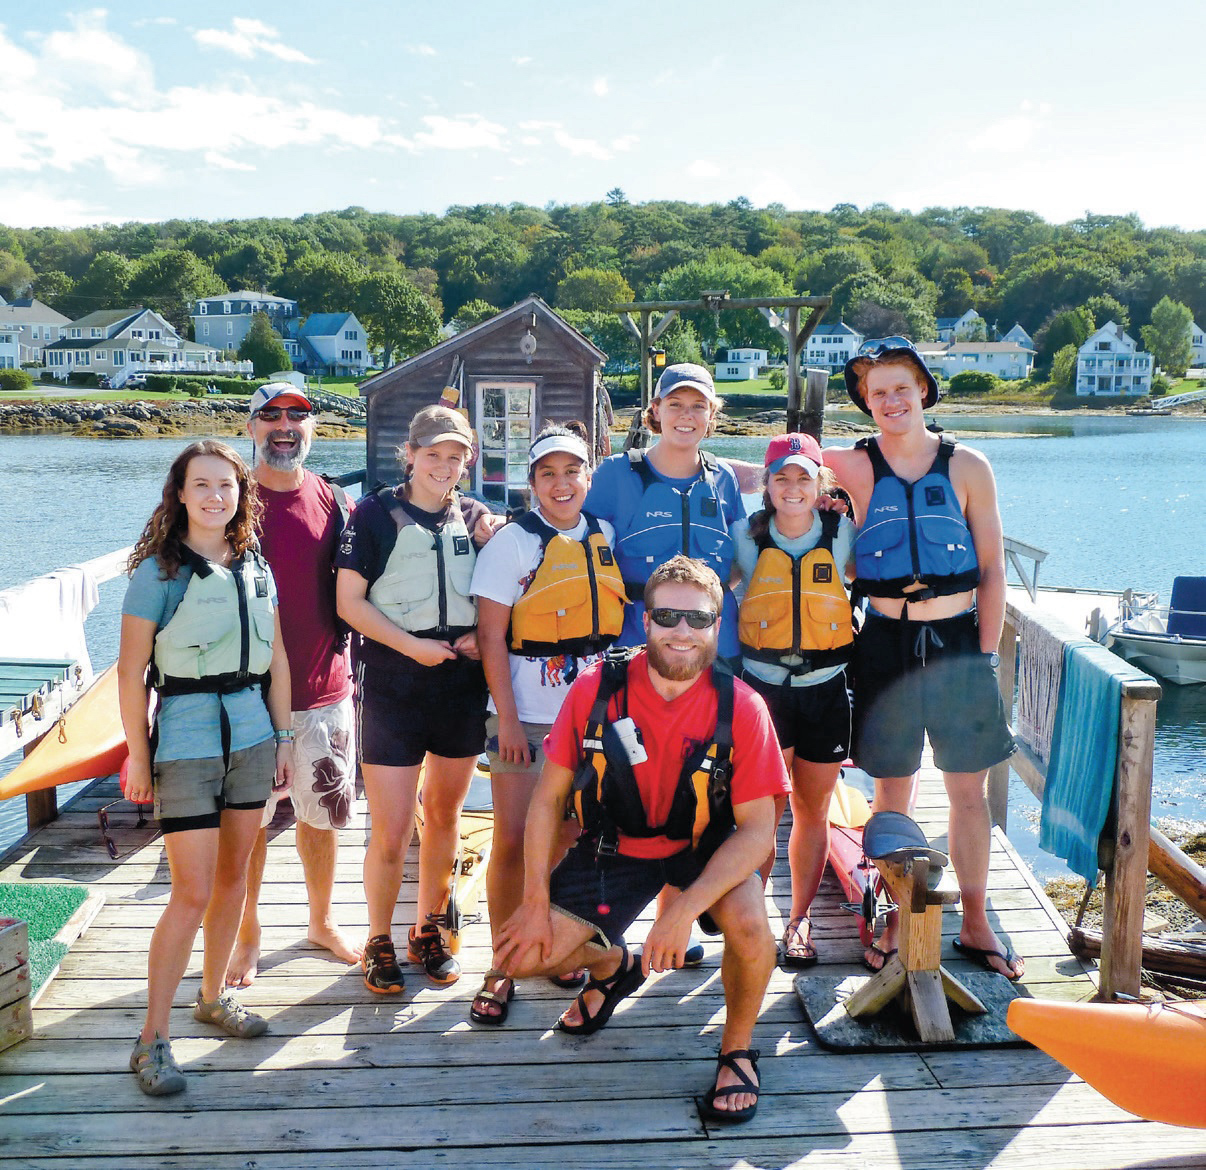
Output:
[1016, 611, 1063, 764]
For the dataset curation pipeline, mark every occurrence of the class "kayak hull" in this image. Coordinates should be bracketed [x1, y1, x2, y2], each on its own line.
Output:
[1007, 997, 1206, 1127]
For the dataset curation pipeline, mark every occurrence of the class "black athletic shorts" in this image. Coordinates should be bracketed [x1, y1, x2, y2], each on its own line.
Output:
[852, 608, 1014, 778]
[355, 651, 487, 767]
[742, 668, 852, 763]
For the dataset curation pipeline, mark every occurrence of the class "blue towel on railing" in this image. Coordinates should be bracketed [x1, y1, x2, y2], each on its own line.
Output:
[1039, 639, 1134, 882]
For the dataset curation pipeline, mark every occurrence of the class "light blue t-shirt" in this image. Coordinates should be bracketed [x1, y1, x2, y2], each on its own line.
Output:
[731, 511, 856, 688]
[122, 555, 277, 762]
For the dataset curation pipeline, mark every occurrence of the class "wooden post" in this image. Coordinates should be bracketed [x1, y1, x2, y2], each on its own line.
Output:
[1098, 691, 1157, 1001]
[988, 612, 1019, 828]
[784, 306, 802, 432]
[801, 369, 829, 441]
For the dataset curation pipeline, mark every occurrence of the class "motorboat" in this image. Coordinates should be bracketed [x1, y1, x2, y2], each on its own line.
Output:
[1107, 576, 1206, 685]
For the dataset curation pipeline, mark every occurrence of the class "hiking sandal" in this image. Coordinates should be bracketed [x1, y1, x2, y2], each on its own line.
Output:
[700, 1048, 761, 1124]
[781, 916, 819, 969]
[556, 946, 645, 1036]
[129, 1033, 186, 1096]
[193, 990, 269, 1038]
[469, 971, 516, 1026]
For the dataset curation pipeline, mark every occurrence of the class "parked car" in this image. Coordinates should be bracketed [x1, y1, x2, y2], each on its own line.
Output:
[125, 373, 146, 388]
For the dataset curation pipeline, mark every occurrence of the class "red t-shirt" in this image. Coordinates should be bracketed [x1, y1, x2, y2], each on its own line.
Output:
[257, 471, 351, 710]
[544, 650, 790, 859]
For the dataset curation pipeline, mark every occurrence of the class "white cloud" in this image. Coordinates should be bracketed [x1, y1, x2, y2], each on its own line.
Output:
[592, 76, 609, 97]
[611, 134, 638, 153]
[204, 151, 256, 172]
[968, 100, 1052, 153]
[519, 120, 560, 132]
[193, 18, 315, 64]
[513, 56, 532, 66]
[0, 183, 100, 228]
[413, 114, 507, 151]
[406, 43, 437, 56]
[552, 129, 611, 160]
[688, 159, 722, 178]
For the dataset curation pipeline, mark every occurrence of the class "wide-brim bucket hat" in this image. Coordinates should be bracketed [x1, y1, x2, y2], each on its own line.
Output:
[843, 336, 939, 416]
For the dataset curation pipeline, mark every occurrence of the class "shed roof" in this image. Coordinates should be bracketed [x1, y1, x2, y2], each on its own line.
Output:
[359, 296, 605, 397]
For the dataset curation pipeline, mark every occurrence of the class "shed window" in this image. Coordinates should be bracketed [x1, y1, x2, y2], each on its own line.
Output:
[476, 380, 536, 506]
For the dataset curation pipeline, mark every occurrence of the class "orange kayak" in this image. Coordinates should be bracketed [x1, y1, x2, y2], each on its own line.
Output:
[0, 664, 128, 800]
[1007, 997, 1206, 1127]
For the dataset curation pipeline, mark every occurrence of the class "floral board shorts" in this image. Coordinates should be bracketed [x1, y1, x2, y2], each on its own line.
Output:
[262, 695, 356, 830]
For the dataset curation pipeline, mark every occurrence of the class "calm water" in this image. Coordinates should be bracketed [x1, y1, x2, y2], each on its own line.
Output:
[1, 419, 1202, 873]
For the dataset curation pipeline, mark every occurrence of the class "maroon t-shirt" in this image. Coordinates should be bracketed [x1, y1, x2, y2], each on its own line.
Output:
[257, 471, 352, 710]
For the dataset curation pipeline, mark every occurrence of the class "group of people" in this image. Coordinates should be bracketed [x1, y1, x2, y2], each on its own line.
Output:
[118, 337, 1018, 1125]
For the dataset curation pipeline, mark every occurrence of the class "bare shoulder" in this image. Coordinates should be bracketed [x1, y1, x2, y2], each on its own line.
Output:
[822, 443, 869, 480]
[949, 443, 996, 490]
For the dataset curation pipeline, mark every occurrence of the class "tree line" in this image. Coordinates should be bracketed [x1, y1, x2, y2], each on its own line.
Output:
[2, 195, 1204, 374]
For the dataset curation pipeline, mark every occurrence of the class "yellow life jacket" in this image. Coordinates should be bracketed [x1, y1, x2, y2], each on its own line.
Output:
[738, 510, 853, 672]
[152, 548, 275, 686]
[509, 511, 626, 657]
[367, 487, 477, 638]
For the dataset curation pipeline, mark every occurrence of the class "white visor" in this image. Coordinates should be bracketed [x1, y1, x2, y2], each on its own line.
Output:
[528, 433, 590, 469]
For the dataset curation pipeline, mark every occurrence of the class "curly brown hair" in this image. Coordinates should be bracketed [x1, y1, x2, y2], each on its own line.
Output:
[127, 440, 261, 578]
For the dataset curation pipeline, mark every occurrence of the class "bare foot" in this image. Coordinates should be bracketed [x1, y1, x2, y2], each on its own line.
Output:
[226, 939, 259, 988]
[308, 922, 363, 965]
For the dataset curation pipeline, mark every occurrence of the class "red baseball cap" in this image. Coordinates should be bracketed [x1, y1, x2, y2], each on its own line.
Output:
[765, 433, 823, 476]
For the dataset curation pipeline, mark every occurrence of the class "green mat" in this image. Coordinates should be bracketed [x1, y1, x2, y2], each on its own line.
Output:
[0, 883, 89, 996]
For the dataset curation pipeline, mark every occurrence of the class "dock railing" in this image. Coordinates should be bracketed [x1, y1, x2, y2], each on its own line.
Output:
[988, 594, 1206, 1000]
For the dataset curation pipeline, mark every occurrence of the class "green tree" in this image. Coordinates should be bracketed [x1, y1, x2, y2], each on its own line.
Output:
[1033, 307, 1095, 374]
[1084, 293, 1129, 333]
[450, 299, 500, 332]
[558, 309, 637, 366]
[127, 249, 226, 333]
[31, 270, 74, 312]
[1140, 296, 1193, 377]
[555, 267, 635, 311]
[948, 370, 997, 395]
[0, 368, 34, 393]
[661, 319, 703, 366]
[216, 238, 287, 291]
[237, 311, 292, 377]
[0, 250, 35, 300]
[357, 271, 441, 365]
[62, 251, 135, 317]
[1048, 344, 1078, 392]
[283, 252, 365, 315]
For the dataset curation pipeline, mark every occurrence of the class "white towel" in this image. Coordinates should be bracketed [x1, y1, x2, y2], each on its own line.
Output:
[0, 564, 99, 681]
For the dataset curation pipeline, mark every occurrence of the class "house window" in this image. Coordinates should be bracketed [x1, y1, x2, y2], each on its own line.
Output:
[344, 329, 358, 340]
[69, 328, 81, 339]
[199, 303, 208, 315]
[1096, 341, 1110, 351]
[131, 330, 142, 339]
[91, 327, 102, 338]
[76, 351, 90, 366]
[95, 350, 106, 362]
[31, 327, 39, 340]
[148, 330, 161, 341]
[112, 350, 124, 365]
[476, 380, 536, 506]
[226, 323, 233, 335]
[223, 302, 231, 314]
[48, 352, 63, 366]
[203, 323, 210, 337]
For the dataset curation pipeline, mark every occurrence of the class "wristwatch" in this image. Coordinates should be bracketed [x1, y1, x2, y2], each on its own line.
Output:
[985, 651, 1001, 669]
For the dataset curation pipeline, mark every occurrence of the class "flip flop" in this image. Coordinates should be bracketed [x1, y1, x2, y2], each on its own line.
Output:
[548, 968, 588, 990]
[953, 937, 1024, 981]
[861, 942, 898, 973]
[700, 1048, 761, 1125]
[556, 946, 645, 1036]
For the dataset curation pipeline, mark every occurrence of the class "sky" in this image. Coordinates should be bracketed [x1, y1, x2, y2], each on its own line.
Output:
[3, 1, 1204, 232]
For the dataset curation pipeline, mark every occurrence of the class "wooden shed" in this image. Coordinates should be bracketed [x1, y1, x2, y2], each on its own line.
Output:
[358, 296, 608, 505]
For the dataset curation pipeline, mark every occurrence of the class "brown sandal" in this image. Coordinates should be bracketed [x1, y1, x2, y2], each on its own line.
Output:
[469, 971, 515, 1026]
[781, 916, 818, 968]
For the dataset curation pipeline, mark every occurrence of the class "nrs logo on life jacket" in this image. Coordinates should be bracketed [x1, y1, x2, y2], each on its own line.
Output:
[508, 510, 626, 657]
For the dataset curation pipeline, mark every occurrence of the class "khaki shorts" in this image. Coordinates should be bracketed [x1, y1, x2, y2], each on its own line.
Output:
[154, 739, 276, 828]
[484, 714, 554, 777]
[263, 696, 356, 830]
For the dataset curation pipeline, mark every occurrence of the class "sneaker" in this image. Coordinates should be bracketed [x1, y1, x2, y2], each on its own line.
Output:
[193, 990, 269, 1038]
[407, 923, 461, 985]
[362, 934, 406, 995]
[683, 937, 706, 967]
[129, 1033, 186, 1096]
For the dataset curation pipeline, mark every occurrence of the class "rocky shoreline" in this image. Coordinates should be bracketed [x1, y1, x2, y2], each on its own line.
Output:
[0, 397, 363, 439]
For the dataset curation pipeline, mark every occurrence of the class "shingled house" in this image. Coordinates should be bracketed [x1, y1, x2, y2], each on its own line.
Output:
[358, 296, 609, 505]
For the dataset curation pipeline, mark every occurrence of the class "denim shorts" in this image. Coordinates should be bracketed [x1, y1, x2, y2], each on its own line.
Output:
[549, 837, 708, 951]
[484, 714, 554, 777]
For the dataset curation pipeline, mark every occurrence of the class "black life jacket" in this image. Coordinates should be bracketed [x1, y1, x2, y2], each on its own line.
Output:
[567, 648, 736, 860]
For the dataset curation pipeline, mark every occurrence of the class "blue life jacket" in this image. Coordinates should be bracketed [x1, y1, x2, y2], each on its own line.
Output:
[853, 437, 980, 600]
[616, 449, 735, 599]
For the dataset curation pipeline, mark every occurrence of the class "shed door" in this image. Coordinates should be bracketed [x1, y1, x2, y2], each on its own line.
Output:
[475, 380, 536, 507]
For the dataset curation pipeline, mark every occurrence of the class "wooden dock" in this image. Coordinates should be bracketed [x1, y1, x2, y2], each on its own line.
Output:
[2, 766, 1205, 1169]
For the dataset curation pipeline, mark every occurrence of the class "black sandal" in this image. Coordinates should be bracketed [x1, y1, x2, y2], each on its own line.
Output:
[556, 946, 644, 1036]
[468, 971, 515, 1026]
[700, 1048, 761, 1124]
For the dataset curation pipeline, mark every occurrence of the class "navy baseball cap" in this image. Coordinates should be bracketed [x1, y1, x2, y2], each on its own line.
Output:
[843, 336, 939, 416]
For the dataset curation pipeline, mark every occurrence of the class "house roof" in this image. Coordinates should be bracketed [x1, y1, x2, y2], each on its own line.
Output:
[193, 291, 295, 307]
[359, 295, 606, 396]
[947, 341, 1035, 355]
[297, 312, 355, 338]
[66, 308, 145, 332]
[0, 298, 71, 326]
[813, 322, 860, 337]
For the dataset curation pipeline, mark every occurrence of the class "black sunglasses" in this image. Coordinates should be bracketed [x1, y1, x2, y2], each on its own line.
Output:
[649, 607, 718, 630]
[97, 799, 151, 860]
[255, 407, 311, 422]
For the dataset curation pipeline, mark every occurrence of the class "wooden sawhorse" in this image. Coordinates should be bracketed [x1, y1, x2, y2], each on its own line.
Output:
[844, 812, 987, 1042]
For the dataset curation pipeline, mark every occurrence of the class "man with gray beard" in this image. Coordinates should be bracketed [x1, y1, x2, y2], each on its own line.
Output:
[226, 383, 362, 986]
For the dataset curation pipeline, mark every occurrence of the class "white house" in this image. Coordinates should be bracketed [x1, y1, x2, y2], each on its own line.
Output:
[191, 291, 299, 352]
[288, 312, 370, 376]
[935, 309, 984, 342]
[43, 307, 229, 384]
[0, 323, 21, 369]
[0, 297, 71, 364]
[1189, 320, 1206, 368]
[1075, 322, 1152, 397]
[714, 347, 767, 381]
[805, 322, 864, 372]
[1001, 323, 1035, 349]
[917, 341, 1034, 381]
